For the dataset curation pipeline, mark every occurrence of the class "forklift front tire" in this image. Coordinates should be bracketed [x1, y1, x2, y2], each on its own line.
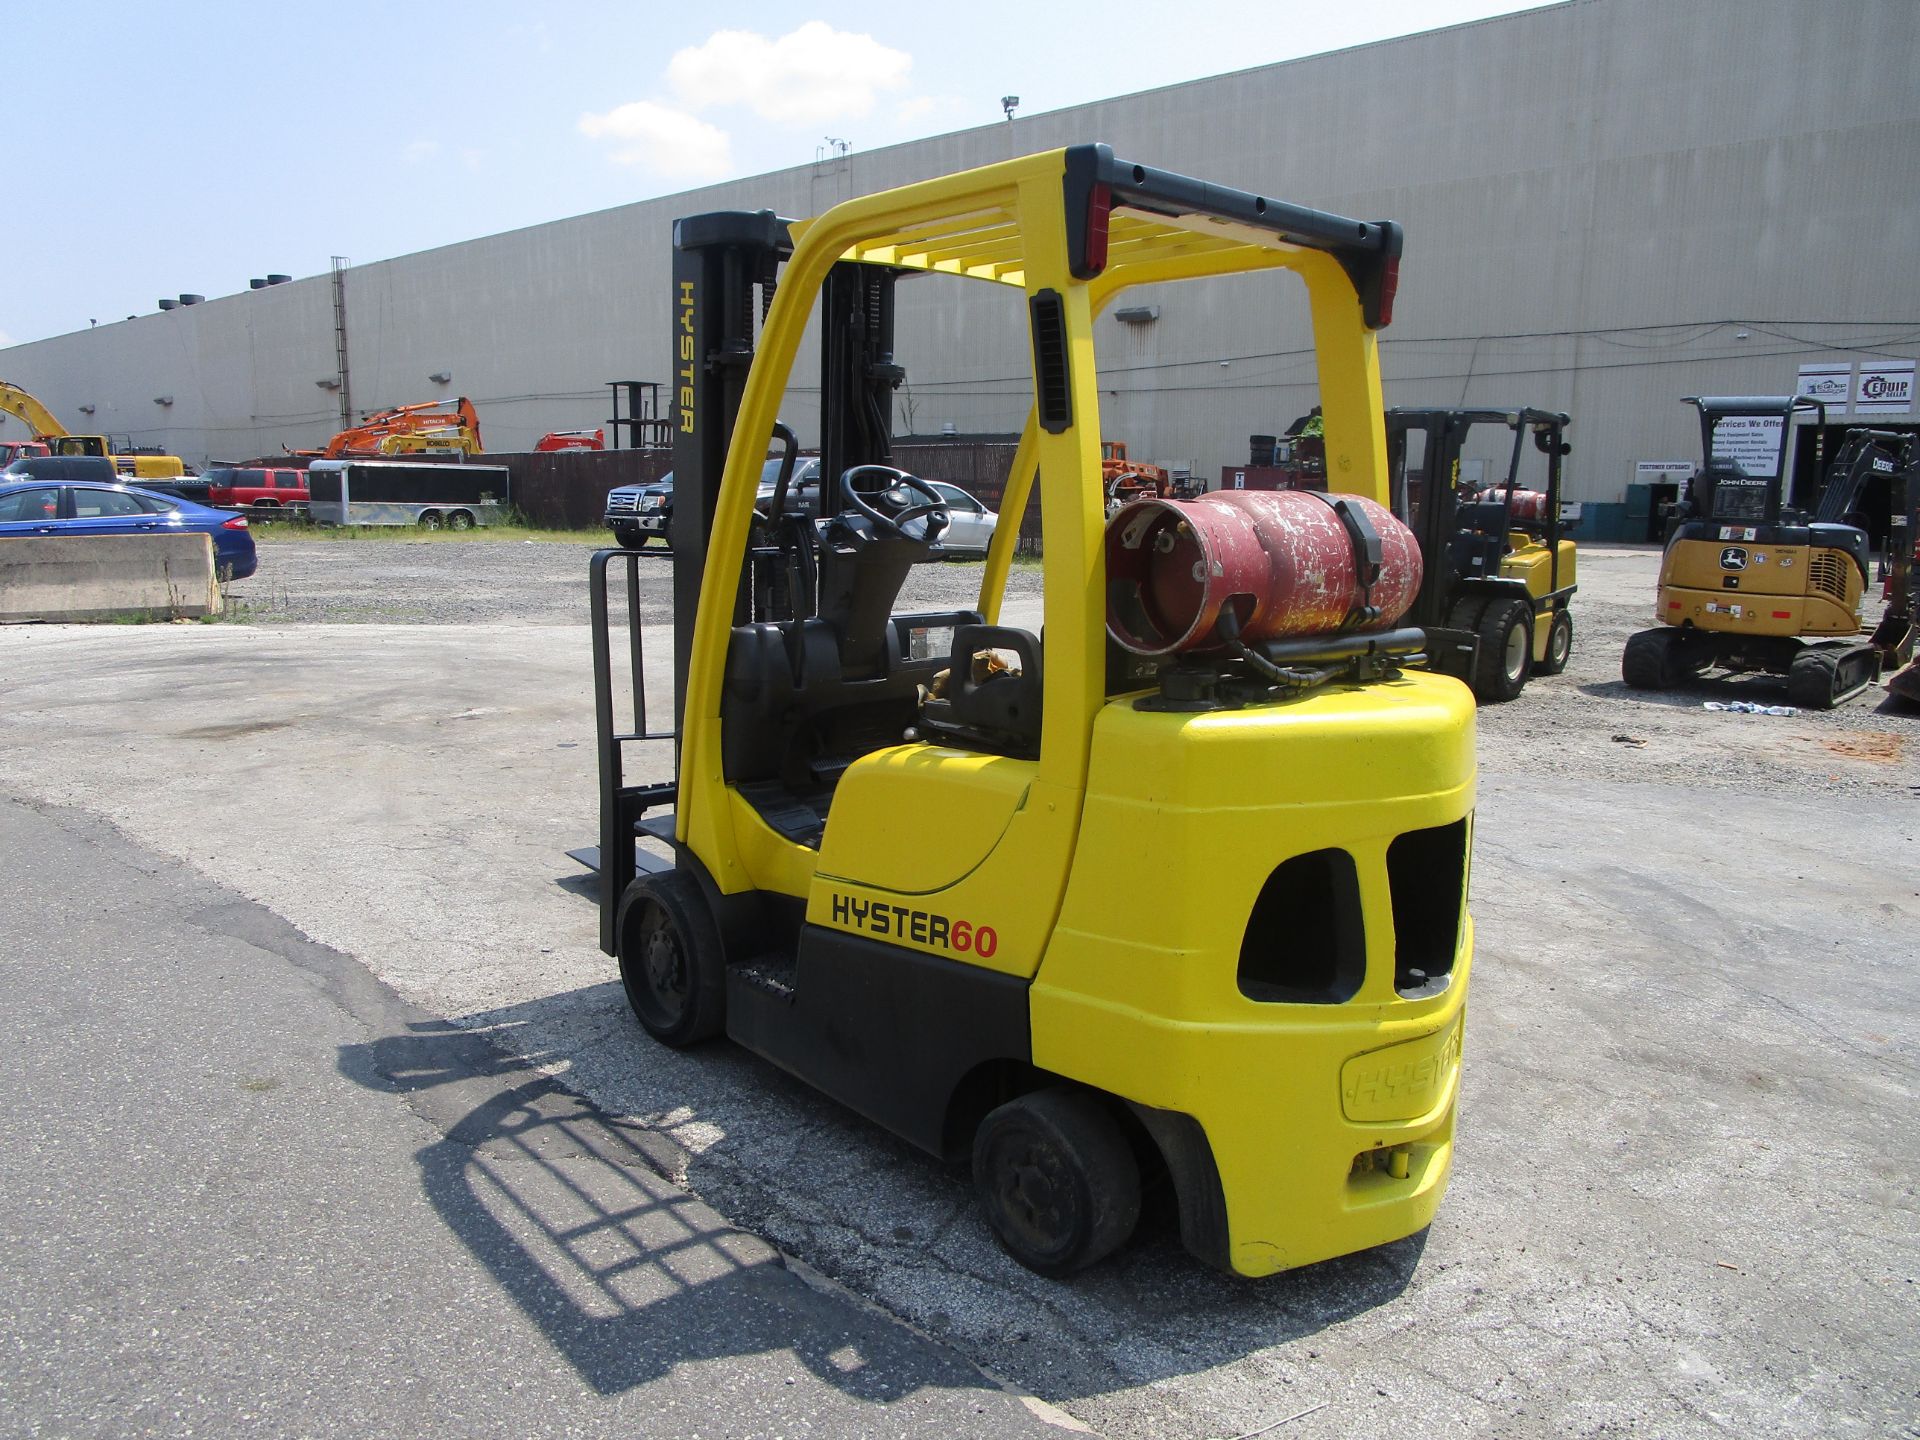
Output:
[615, 871, 726, 1048]
[1472, 598, 1534, 703]
[1536, 608, 1574, 676]
[972, 1088, 1141, 1276]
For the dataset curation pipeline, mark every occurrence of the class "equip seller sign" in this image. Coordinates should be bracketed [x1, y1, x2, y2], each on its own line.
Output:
[1856, 362, 1916, 415]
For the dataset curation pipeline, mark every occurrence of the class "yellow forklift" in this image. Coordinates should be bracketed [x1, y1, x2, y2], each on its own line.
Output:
[1386, 407, 1577, 702]
[1623, 396, 1890, 708]
[587, 146, 1477, 1277]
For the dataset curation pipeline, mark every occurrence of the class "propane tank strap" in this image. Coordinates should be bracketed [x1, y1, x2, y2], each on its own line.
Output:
[1301, 490, 1383, 629]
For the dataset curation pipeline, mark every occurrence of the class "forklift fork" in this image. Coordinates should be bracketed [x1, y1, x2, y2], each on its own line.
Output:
[589, 547, 678, 956]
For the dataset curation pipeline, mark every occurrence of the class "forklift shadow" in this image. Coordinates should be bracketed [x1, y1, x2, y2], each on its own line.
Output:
[334, 1015, 987, 1402]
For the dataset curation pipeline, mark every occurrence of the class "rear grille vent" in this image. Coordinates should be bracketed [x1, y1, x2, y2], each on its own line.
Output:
[1386, 818, 1468, 999]
[1028, 289, 1073, 434]
[1237, 849, 1364, 1004]
[1808, 551, 1849, 604]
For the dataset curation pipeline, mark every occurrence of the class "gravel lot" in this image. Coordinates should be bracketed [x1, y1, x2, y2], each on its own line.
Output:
[5, 534, 1915, 1437]
[240, 537, 1037, 626]
[237, 535, 1916, 800]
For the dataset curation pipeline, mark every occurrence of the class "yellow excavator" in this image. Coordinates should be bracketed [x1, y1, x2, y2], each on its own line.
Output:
[584, 146, 1475, 1277]
[0, 380, 187, 480]
[1623, 396, 1893, 708]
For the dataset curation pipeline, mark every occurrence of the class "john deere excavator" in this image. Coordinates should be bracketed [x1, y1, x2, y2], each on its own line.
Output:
[1387, 407, 1576, 702]
[583, 145, 1476, 1278]
[1623, 396, 1895, 708]
[0, 380, 187, 479]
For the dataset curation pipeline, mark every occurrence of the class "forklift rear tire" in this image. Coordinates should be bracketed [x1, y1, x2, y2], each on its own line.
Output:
[1472, 598, 1533, 703]
[972, 1088, 1141, 1275]
[615, 871, 726, 1047]
[1536, 608, 1573, 676]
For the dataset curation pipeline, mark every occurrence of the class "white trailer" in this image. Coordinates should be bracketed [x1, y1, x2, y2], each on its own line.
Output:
[306, 460, 510, 529]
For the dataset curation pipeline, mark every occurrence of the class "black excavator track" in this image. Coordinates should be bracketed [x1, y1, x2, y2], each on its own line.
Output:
[1786, 643, 1876, 710]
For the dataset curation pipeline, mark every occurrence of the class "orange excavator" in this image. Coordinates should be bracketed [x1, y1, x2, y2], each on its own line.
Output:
[1101, 439, 1170, 515]
[305, 397, 484, 458]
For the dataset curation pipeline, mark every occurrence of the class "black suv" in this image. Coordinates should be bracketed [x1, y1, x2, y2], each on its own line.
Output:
[604, 472, 674, 549]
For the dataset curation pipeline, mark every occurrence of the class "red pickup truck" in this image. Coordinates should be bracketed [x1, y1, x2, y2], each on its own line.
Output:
[204, 465, 309, 510]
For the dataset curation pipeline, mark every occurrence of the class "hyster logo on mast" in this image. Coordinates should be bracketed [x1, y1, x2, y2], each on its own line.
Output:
[677, 281, 697, 434]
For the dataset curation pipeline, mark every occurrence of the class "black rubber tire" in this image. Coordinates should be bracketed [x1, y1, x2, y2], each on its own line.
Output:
[447, 509, 475, 531]
[610, 524, 645, 550]
[1786, 649, 1842, 710]
[1472, 598, 1533, 703]
[1536, 608, 1574, 676]
[615, 871, 726, 1047]
[972, 1088, 1141, 1275]
[418, 510, 444, 530]
[1621, 628, 1679, 690]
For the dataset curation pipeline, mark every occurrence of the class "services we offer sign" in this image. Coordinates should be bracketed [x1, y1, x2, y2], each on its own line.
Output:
[1855, 361, 1916, 415]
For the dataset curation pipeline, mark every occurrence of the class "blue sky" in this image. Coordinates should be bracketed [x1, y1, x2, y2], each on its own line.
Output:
[3, 0, 1554, 348]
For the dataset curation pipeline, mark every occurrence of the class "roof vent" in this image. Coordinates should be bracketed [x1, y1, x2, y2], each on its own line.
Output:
[178, 293, 205, 305]
[266, 274, 292, 285]
[157, 299, 179, 311]
[249, 278, 268, 290]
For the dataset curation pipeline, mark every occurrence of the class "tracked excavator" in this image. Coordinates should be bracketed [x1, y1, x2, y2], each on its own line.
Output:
[306, 397, 484, 458]
[1622, 396, 1902, 709]
[0, 380, 186, 479]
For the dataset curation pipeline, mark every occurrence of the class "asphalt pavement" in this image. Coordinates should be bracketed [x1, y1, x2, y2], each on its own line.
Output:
[0, 795, 1071, 1439]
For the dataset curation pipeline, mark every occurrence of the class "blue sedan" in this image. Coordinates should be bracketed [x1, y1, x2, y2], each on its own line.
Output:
[0, 478, 258, 580]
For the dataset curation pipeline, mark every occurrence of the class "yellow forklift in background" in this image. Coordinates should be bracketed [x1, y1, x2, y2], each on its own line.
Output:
[1387, 407, 1576, 701]
[1623, 396, 1890, 708]
[585, 146, 1477, 1277]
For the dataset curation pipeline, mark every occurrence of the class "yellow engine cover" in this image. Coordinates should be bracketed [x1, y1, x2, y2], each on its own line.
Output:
[1657, 536, 1862, 638]
[1031, 670, 1476, 1275]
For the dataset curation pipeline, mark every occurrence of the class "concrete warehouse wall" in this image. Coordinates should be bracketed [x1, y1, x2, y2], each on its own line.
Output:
[3, 0, 1917, 505]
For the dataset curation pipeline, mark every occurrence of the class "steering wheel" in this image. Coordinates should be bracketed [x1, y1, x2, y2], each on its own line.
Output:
[839, 465, 951, 544]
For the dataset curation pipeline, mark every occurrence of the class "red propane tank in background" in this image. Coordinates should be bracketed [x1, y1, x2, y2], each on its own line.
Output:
[1106, 490, 1423, 658]
[1504, 488, 1549, 526]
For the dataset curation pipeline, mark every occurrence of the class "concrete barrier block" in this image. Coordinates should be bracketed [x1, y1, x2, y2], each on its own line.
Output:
[0, 533, 222, 622]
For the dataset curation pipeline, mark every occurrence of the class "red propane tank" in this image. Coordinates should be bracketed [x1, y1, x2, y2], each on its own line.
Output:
[1106, 489, 1423, 658]
[1504, 488, 1549, 525]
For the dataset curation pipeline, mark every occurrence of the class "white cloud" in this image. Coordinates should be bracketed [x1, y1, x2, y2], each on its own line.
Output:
[578, 101, 733, 178]
[403, 140, 441, 164]
[0, 329, 15, 349]
[667, 22, 911, 125]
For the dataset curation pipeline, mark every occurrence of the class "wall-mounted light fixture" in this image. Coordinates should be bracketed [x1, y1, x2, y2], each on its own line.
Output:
[315, 378, 342, 390]
[1113, 305, 1160, 325]
[1734, 330, 1751, 340]
[153, 395, 174, 406]
[428, 370, 452, 384]
[77, 404, 96, 415]
[1001, 95, 1019, 121]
